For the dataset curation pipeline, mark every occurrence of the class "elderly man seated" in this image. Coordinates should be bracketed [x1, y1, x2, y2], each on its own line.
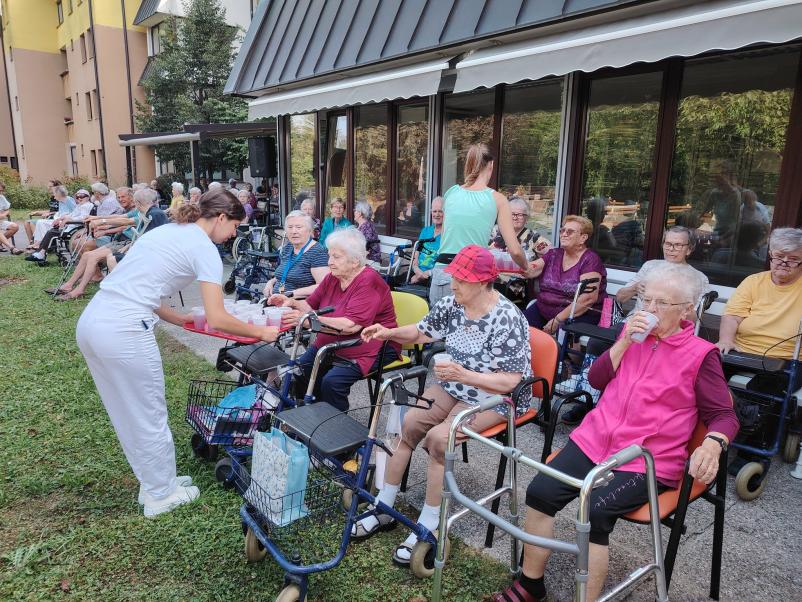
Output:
[352, 245, 533, 567]
[27, 189, 94, 263]
[24, 185, 76, 252]
[716, 227, 802, 360]
[0, 182, 22, 255]
[409, 197, 444, 285]
[491, 262, 739, 602]
[48, 188, 167, 300]
[268, 227, 398, 412]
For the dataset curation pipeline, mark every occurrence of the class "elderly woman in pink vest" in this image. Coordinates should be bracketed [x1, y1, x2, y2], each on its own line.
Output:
[493, 262, 739, 602]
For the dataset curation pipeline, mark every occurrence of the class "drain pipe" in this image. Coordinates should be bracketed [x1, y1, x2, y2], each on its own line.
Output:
[88, 0, 108, 179]
[120, 0, 136, 183]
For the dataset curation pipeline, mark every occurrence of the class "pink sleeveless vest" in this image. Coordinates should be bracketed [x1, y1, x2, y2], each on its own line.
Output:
[570, 321, 716, 485]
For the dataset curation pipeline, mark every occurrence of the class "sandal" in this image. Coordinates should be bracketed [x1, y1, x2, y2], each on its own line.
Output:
[54, 293, 82, 302]
[11, 248, 23, 255]
[491, 580, 546, 602]
[391, 542, 414, 567]
[44, 287, 69, 295]
[350, 512, 396, 541]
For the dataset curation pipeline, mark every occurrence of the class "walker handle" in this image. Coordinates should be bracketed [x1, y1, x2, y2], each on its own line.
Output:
[604, 444, 643, 468]
[476, 395, 508, 412]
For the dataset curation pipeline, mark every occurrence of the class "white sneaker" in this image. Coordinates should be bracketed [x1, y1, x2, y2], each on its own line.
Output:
[143, 485, 200, 518]
[138, 475, 193, 505]
[32, 250, 45, 260]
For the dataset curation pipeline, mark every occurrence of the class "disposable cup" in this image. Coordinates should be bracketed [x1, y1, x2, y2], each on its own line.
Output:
[266, 308, 282, 327]
[223, 299, 235, 309]
[630, 311, 659, 342]
[433, 353, 453, 366]
[235, 300, 251, 308]
[251, 315, 268, 327]
[191, 306, 206, 330]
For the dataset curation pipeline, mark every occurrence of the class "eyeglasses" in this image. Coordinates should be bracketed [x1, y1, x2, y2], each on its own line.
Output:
[663, 242, 689, 250]
[559, 227, 579, 235]
[769, 253, 801, 268]
[511, 212, 527, 218]
[76, 194, 89, 199]
[637, 296, 688, 311]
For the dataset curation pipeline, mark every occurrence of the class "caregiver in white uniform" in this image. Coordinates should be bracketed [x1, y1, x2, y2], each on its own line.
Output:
[77, 189, 278, 517]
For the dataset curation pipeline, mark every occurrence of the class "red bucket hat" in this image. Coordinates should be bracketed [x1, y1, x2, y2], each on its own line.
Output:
[444, 244, 499, 283]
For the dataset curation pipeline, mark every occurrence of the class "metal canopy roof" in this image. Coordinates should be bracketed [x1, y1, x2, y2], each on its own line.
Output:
[118, 121, 276, 147]
[133, 0, 162, 26]
[225, 0, 650, 96]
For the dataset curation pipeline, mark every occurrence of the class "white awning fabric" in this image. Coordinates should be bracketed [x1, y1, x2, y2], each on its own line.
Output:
[454, 0, 802, 93]
[118, 132, 199, 147]
[248, 59, 450, 118]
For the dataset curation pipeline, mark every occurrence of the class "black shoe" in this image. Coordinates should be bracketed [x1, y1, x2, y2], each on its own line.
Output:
[36, 260, 50, 267]
[561, 405, 589, 426]
[25, 254, 40, 262]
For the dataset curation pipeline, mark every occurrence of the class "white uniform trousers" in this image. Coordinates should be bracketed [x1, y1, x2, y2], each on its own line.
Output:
[33, 218, 54, 244]
[76, 292, 177, 499]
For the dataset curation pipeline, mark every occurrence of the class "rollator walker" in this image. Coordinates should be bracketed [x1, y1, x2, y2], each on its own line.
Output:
[431, 397, 669, 602]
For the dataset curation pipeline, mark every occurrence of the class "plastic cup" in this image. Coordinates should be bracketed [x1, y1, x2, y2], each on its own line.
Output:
[251, 315, 268, 327]
[266, 308, 282, 327]
[433, 353, 453, 366]
[191, 306, 206, 330]
[235, 300, 251, 308]
[630, 311, 659, 342]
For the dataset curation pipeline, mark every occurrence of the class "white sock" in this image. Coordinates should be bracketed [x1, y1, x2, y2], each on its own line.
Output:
[357, 483, 400, 531]
[398, 503, 440, 561]
[33, 250, 45, 259]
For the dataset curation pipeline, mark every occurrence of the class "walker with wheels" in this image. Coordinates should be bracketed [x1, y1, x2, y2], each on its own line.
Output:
[236, 367, 441, 602]
[431, 397, 669, 602]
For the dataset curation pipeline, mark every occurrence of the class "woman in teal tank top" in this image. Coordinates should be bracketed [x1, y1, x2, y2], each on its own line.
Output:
[430, 144, 537, 304]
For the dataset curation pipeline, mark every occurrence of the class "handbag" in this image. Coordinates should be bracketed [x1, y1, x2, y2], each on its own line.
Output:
[246, 427, 310, 526]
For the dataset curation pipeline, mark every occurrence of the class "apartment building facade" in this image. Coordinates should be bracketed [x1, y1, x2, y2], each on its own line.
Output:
[0, 0, 255, 186]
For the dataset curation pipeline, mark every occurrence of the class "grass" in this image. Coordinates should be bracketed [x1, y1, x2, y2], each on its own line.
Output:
[0, 257, 509, 601]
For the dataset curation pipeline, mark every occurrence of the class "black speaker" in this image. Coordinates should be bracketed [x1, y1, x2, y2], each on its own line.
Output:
[248, 136, 277, 178]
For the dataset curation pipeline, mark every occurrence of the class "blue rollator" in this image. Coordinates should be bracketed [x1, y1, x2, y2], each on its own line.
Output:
[236, 367, 439, 602]
[431, 397, 669, 602]
[725, 319, 802, 499]
[184, 307, 337, 492]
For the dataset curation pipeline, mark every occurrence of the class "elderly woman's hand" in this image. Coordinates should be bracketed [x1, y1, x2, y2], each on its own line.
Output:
[715, 339, 740, 355]
[623, 310, 654, 343]
[280, 310, 302, 330]
[434, 360, 468, 383]
[362, 323, 393, 342]
[688, 438, 723, 484]
[267, 293, 291, 307]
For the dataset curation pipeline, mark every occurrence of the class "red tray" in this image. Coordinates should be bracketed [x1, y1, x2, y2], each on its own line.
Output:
[183, 322, 292, 344]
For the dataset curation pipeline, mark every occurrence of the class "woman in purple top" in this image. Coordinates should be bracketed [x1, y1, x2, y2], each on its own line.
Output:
[525, 214, 607, 334]
[237, 190, 254, 224]
[354, 201, 382, 264]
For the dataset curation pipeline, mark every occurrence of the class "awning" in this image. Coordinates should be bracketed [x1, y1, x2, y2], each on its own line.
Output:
[453, 0, 802, 93]
[118, 122, 276, 147]
[118, 132, 199, 147]
[248, 59, 450, 119]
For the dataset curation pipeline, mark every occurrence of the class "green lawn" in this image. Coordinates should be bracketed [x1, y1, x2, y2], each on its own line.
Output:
[0, 258, 508, 601]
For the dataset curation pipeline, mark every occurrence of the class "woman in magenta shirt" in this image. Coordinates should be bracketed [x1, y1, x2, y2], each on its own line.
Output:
[492, 262, 738, 602]
[269, 227, 399, 411]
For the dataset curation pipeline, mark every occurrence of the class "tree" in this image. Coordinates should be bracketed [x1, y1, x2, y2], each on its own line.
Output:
[136, 0, 248, 177]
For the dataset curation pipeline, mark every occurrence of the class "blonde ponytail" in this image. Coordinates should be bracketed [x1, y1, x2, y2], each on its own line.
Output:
[463, 143, 493, 186]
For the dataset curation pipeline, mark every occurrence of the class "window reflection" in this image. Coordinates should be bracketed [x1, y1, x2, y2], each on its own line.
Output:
[289, 113, 316, 212]
[580, 72, 662, 268]
[396, 103, 429, 239]
[324, 113, 348, 215]
[667, 47, 797, 286]
[442, 90, 495, 191]
[354, 105, 388, 232]
[499, 80, 563, 240]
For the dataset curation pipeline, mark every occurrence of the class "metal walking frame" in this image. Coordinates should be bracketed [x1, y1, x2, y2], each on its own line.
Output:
[431, 396, 669, 602]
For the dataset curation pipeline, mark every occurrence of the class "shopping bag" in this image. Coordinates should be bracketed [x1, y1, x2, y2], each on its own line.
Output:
[211, 385, 261, 438]
[246, 427, 310, 526]
[375, 400, 407, 490]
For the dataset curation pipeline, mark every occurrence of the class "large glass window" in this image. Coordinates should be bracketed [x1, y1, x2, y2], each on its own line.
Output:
[441, 90, 495, 192]
[580, 72, 662, 267]
[396, 102, 429, 239]
[323, 113, 348, 215]
[289, 113, 316, 211]
[667, 47, 798, 286]
[354, 105, 388, 232]
[499, 80, 563, 240]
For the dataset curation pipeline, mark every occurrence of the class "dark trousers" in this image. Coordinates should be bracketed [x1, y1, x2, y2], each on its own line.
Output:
[296, 345, 397, 412]
[39, 228, 61, 253]
[524, 301, 600, 330]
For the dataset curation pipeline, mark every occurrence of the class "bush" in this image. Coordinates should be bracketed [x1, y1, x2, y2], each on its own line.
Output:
[154, 173, 187, 205]
[62, 175, 93, 197]
[0, 168, 94, 210]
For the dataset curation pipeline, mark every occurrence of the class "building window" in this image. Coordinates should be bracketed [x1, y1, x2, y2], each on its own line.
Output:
[80, 144, 84, 157]
[395, 102, 429, 239]
[56, 0, 64, 25]
[90, 150, 97, 176]
[323, 113, 348, 215]
[20, 144, 24, 159]
[67, 0, 73, 14]
[92, 90, 98, 117]
[69, 145, 78, 175]
[14, 96, 18, 111]
[667, 47, 798, 286]
[97, 149, 104, 177]
[354, 104, 388, 232]
[579, 71, 663, 268]
[0, 156, 7, 163]
[288, 113, 316, 212]
[85, 92, 93, 120]
[80, 34, 87, 63]
[499, 79, 564, 240]
[86, 29, 94, 59]
[150, 22, 168, 56]
[441, 90, 495, 192]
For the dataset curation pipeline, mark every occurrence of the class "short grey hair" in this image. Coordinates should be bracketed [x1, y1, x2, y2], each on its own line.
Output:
[354, 201, 372, 220]
[53, 185, 68, 198]
[325, 226, 367, 267]
[134, 187, 158, 207]
[91, 182, 109, 195]
[663, 226, 697, 251]
[189, 187, 202, 196]
[641, 262, 705, 306]
[285, 209, 314, 231]
[509, 196, 529, 216]
[116, 186, 133, 197]
[132, 182, 146, 192]
[769, 227, 802, 254]
[208, 181, 222, 190]
[171, 182, 184, 194]
[300, 198, 315, 212]
[237, 189, 251, 200]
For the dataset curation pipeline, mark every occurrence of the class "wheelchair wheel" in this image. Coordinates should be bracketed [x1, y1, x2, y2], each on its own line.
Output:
[190, 433, 218, 461]
[244, 527, 267, 563]
[275, 584, 300, 602]
[409, 532, 451, 579]
[223, 276, 236, 295]
[214, 457, 235, 489]
[340, 464, 376, 512]
[783, 431, 801, 463]
[735, 462, 765, 501]
[232, 237, 252, 264]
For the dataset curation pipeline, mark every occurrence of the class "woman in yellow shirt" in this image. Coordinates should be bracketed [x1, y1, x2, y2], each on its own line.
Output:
[717, 228, 802, 359]
[168, 182, 186, 213]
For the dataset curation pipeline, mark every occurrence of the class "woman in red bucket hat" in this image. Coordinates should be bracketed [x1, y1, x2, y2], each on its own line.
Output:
[353, 244, 533, 566]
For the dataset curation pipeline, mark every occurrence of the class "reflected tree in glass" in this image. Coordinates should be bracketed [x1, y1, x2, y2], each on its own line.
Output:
[354, 105, 388, 232]
[442, 90, 495, 191]
[396, 103, 429, 239]
[289, 114, 316, 209]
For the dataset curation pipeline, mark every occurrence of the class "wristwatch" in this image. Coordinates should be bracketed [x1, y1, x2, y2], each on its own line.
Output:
[704, 434, 728, 452]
